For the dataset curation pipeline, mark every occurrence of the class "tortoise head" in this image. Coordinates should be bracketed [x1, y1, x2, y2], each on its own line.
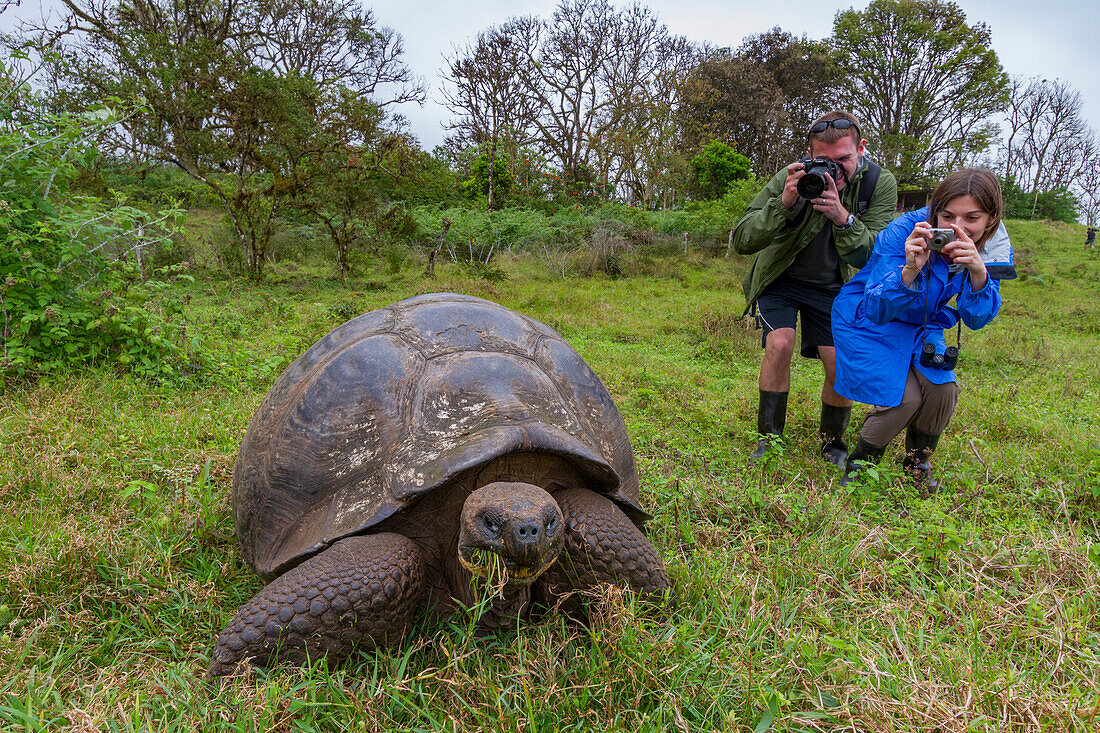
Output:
[458, 482, 564, 587]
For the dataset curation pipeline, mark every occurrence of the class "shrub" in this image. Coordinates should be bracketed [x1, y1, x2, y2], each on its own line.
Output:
[1001, 177, 1079, 223]
[1, 53, 187, 380]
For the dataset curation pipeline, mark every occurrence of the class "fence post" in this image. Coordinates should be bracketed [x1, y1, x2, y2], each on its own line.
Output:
[726, 228, 734, 259]
[683, 231, 689, 255]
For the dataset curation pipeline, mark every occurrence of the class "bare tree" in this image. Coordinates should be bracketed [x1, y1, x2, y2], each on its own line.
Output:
[588, 4, 694, 202]
[1001, 77, 1091, 216]
[502, 0, 613, 186]
[1000, 75, 1034, 184]
[1073, 132, 1100, 226]
[442, 26, 536, 210]
[475, 0, 691, 203]
[1024, 80, 1088, 192]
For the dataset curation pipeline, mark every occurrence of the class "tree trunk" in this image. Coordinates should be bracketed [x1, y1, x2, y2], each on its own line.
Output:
[487, 140, 496, 212]
[426, 218, 452, 277]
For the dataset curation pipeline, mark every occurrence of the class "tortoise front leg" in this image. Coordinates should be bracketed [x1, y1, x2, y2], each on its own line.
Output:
[207, 533, 426, 678]
[539, 488, 672, 607]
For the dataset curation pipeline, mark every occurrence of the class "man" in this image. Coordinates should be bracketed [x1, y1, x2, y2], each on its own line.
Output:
[733, 111, 898, 466]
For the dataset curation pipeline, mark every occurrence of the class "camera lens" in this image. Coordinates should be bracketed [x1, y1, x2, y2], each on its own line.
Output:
[797, 173, 826, 199]
[931, 234, 947, 247]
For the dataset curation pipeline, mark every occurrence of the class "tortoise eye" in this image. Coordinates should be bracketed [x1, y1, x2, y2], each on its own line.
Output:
[480, 515, 501, 538]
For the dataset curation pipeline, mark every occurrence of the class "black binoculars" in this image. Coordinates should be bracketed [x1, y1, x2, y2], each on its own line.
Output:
[920, 342, 958, 370]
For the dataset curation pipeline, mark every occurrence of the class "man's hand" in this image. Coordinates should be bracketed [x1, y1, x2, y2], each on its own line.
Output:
[809, 173, 850, 226]
[780, 161, 806, 209]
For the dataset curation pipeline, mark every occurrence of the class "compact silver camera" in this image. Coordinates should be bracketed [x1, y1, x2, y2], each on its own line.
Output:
[926, 228, 956, 251]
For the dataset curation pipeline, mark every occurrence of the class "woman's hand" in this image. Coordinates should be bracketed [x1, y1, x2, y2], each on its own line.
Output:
[901, 221, 933, 288]
[941, 224, 988, 290]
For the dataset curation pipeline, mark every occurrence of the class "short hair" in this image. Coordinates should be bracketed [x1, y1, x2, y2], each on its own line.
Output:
[807, 110, 862, 146]
[929, 169, 1004, 249]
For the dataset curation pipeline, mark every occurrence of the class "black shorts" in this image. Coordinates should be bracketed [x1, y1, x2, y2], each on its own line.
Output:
[754, 274, 841, 359]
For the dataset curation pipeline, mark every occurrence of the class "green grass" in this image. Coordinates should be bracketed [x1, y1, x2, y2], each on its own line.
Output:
[2, 220, 1099, 730]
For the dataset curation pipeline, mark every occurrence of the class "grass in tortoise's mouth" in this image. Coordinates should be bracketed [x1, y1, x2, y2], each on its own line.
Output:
[459, 547, 558, 590]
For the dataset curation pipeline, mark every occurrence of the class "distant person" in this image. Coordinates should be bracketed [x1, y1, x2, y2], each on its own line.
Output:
[831, 169, 1017, 493]
[732, 111, 898, 466]
[1087, 226, 1096, 249]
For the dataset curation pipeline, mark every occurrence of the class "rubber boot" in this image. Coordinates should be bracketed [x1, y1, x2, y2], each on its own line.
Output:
[749, 390, 788, 462]
[819, 403, 852, 470]
[904, 427, 941, 494]
[839, 438, 886, 487]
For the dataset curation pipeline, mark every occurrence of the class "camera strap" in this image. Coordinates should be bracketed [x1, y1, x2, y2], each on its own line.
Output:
[920, 254, 962, 352]
[856, 159, 881, 217]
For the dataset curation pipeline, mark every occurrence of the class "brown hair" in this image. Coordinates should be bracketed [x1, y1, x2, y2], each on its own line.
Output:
[807, 110, 862, 146]
[928, 169, 1003, 249]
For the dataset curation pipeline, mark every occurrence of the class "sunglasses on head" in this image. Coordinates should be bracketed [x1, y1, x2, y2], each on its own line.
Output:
[807, 119, 860, 138]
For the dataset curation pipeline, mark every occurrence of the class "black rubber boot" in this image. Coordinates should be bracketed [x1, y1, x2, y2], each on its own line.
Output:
[839, 438, 887, 487]
[819, 403, 852, 470]
[904, 427, 942, 494]
[749, 390, 788, 462]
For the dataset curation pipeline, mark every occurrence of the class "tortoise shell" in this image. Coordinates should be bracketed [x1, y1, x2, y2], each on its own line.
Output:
[233, 293, 645, 579]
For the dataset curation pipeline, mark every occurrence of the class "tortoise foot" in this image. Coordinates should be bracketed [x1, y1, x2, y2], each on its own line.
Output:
[540, 488, 672, 610]
[207, 533, 426, 678]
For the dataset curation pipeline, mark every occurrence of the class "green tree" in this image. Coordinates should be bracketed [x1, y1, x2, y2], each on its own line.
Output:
[45, 0, 423, 280]
[295, 128, 421, 280]
[690, 141, 751, 199]
[830, 0, 1008, 185]
[391, 148, 464, 207]
[678, 31, 838, 177]
[259, 71, 421, 279]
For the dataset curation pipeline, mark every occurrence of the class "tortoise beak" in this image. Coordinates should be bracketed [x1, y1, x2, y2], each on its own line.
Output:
[506, 554, 560, 581]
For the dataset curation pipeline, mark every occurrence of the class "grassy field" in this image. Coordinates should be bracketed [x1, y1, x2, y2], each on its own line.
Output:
[2, 218, 1099, 731]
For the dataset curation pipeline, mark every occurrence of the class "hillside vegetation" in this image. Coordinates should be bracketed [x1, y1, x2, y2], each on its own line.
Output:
[1, 217, 1098, 731]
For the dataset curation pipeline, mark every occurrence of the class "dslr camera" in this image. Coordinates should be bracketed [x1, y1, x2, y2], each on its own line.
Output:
[920, 342, 959, 370]
[796, 156, 839, 199]
[926, 228, 956, 251]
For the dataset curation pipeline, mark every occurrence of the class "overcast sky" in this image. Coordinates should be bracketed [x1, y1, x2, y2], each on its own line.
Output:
[4, 0, 1098, 157]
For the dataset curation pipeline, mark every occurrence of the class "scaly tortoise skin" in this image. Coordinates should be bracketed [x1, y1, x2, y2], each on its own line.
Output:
[208, 293, 671, 677]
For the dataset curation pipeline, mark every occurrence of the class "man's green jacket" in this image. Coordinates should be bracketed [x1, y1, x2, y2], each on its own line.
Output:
[732, 158, 898, 314]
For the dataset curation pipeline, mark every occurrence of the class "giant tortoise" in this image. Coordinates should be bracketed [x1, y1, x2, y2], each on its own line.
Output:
[207, 293, 672, 677]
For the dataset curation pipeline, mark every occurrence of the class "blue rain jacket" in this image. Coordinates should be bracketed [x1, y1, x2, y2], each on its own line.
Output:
[831, 207, 1016, 407]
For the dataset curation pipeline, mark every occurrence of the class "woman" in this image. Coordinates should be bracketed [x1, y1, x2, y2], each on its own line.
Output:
[831, 169, 1016, 492]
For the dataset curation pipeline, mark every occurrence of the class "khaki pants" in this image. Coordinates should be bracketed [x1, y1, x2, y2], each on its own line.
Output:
[861, 368, 960, 447]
